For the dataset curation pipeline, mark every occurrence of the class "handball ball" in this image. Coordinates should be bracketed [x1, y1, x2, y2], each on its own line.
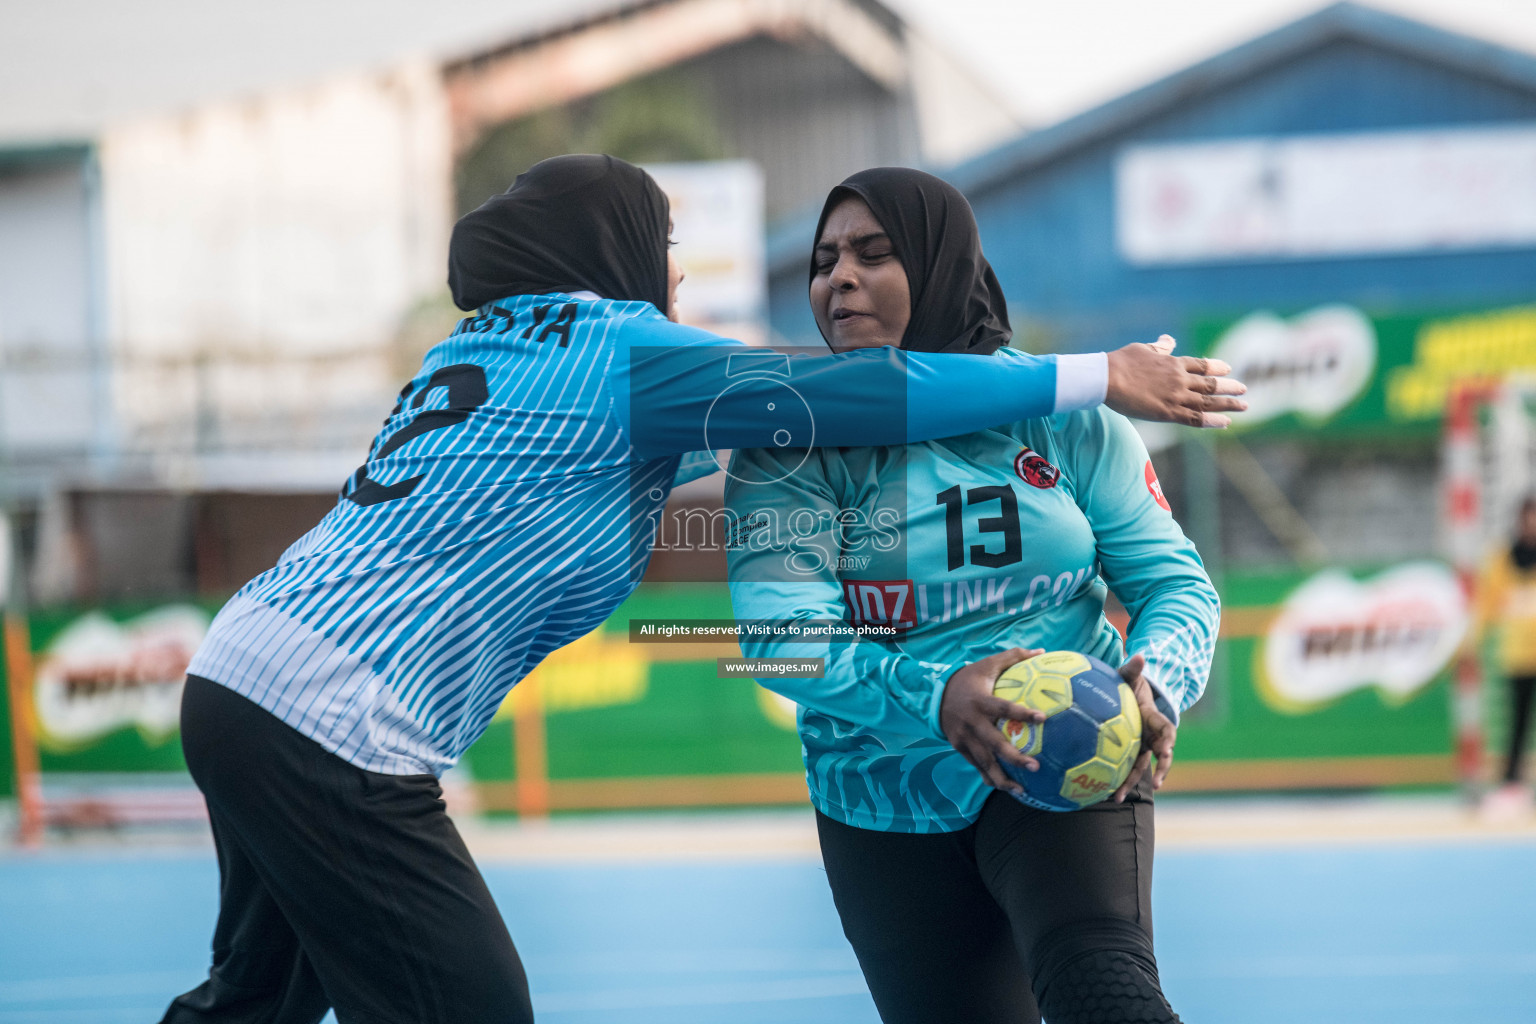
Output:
[993, 651, 1142, 811]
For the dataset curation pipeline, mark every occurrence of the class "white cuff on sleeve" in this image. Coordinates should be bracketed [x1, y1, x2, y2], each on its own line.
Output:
[1052, 352, 1109, 413]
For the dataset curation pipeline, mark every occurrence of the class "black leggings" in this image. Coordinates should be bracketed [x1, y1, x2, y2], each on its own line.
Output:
[1505, 674, 1536, 784]
[816, 784, 1179, 1024]
[161, 676, 534, 1024]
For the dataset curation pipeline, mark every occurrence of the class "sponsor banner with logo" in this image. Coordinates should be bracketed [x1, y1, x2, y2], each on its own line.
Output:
[2, 571, 1471, 801]
[1193, 302, 1536, 438]
[1176, 563, 1462, 776]
[0, 587, 806, 801]
[462, 570, 1465, 800]
[0, 604, 219, 786]
[1117, 126, 1536, 265]
[460, 583, 805, 800]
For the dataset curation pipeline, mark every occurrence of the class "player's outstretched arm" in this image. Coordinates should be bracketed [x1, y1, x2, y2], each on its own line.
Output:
[1107, 334, 1247, 429]
[611, 319, 1247, 458]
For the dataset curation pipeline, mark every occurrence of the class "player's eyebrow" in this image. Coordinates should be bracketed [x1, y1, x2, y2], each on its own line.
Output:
[815, 232, 891, 254]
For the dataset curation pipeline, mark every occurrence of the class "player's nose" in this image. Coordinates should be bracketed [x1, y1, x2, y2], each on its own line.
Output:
[829, 258, 858, 290]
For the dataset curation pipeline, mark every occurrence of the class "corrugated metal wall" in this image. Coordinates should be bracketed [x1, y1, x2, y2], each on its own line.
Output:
[967, 39, 1536, 356]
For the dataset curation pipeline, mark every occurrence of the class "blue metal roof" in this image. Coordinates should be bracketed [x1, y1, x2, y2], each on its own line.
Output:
[766, 1, 1536, 274]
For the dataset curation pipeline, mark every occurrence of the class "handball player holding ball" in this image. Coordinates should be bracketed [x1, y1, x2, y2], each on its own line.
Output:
[727, 168, 1223, 1024]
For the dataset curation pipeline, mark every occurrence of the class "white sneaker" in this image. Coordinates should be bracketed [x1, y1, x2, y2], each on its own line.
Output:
[1479, 783, 1534, 823]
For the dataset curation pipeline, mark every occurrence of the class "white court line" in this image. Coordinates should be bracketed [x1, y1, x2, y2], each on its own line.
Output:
[1174, 951, 1536, 980]
[520, 947, 859, 976]
[532, 972, 872, 1013]
[0, 1011, 162, 1024]
[0, 972, 192, 1005]
[459, 800, 1536, 863]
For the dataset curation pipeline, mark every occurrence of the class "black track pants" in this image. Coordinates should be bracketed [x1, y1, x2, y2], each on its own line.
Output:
[160, 676, 535, 1024]
[816, 784, 1178, 1024]
[1505, 674, 1536, 784]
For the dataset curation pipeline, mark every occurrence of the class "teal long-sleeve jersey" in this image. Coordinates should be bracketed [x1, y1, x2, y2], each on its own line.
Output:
[725, 399, 1220, 833]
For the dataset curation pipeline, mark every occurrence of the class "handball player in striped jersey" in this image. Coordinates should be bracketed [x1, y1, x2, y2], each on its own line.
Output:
[159, 154, 1244, 1024]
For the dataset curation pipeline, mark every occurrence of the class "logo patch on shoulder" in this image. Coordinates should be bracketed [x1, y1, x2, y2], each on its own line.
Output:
[1145, 460, 1171, 511]
[1014, 447, 1060, 489]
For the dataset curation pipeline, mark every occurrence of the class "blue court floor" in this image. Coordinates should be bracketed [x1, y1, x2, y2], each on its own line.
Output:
[1, 803, 1534, 1023]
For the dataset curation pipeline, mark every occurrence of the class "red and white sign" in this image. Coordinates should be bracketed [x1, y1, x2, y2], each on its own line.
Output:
[842, 579, 916, 631]
[1144, 461, 1170, 511]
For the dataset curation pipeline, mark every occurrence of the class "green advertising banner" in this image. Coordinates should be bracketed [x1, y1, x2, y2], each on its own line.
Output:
[1172, 564, 1460, 789]
[459, 565, 1465, 804]
[458, 583, 805, 812]
[2, 603, 219, 787]
[1, 570, 1470, 806]
[1193, 302, 1536, 440]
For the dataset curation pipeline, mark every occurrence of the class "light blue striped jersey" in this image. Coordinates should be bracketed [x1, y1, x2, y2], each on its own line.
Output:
[726, 406, 1220, 832]
[187, 293, 1104, 776]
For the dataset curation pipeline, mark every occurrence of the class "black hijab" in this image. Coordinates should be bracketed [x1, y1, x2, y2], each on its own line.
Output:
[809, 167, 1010, 354]
[448, 154, 670, 313]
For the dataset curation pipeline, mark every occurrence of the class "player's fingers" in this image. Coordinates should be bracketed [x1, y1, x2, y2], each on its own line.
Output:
[977, 753, 1024, 796]
[1179, 356, 1211, 379]
[992, 737, 1040, 773]
[979, 647, 1031, 677]
[1203, 358, 1232, 377]
[991, 697, 1046, 723]
[955, 741, 991, 774]
[1151, 745, 1175, 790]
[1197, 412, 1232, 429]
[1201, 394, 1248, 412]
[1115, 749, 1152, 803]
[1208, 376, 1247, 396]
[1118, 654, 1146, 685]
[1152, 334, 1177, 354]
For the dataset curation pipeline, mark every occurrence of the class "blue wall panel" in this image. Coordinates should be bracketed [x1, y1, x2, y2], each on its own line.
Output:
[768, 35, 1536, 353]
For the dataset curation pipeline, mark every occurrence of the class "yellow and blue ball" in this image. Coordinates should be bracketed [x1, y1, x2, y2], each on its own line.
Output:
[993, 651, 1143, 811]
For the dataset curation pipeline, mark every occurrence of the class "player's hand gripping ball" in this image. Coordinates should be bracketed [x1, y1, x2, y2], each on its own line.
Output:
[993, 652, 1142, 811]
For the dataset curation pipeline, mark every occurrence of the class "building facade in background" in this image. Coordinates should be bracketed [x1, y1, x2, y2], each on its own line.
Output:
[8, 0, 1536, 804]
[769, 2, 1536, 576]
[0, 0, 1020, 604]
